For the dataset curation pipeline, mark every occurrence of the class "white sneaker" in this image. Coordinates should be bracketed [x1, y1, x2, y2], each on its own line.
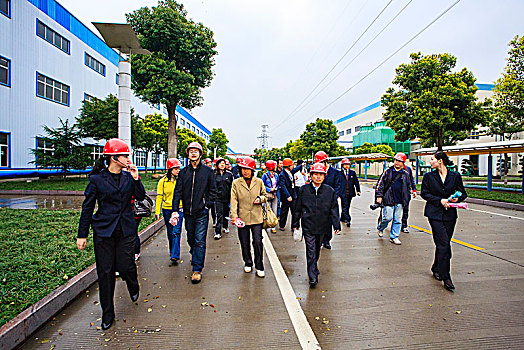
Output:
[214, 233, 221, 240]
[256, 270, 265, 278]
[223, 228, 229, 233]
[377, 230, 383, 237]
[244, 266, 252, 273]
[134, 253, 140, 261]
[390, 238, 402, 245]
[402, 227, 409, 233]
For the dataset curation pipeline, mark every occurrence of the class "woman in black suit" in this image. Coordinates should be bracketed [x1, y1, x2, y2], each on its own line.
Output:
[77, 139, 146, 330]
[421, 151, 466, 292]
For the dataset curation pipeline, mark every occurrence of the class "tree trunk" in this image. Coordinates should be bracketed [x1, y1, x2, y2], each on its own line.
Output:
[437, 128, 443, 151]
[145, 153, 149, 174]
[167, 104, 179, 158]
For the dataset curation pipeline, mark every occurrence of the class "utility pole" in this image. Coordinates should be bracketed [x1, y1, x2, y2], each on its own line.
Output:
[257, 125, 271, 151]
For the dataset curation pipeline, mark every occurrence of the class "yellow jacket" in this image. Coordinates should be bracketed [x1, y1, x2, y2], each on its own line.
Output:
[155, 176, 179, 215]
[230, 177, 267, 225]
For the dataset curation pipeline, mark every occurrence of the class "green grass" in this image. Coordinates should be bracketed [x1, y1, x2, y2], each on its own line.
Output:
[0, 172, 161, 192]
[0, 209, 155, 327]
[415, 185, 524, 205]
[464, 183, 521, 189]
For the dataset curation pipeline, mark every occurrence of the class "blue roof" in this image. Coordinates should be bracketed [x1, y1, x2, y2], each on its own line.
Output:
[28, 0, 120, 66]
[176, 105, 211, 135]
[335, 83, 495, 124]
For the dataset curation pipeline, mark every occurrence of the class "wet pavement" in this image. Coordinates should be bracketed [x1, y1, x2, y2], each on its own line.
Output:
[21, 185, 524, 349]
[0, 195, 85, 210]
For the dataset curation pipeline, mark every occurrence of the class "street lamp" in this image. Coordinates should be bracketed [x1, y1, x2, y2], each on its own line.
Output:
[92, 23, 150, 147]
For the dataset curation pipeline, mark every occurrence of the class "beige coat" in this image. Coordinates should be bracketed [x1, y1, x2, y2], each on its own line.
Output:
[230, 177, 268, 225]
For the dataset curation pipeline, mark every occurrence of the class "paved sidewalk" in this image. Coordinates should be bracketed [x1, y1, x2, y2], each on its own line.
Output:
[22, 184, 524, 349]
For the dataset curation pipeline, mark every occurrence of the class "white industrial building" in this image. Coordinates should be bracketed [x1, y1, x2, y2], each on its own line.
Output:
[334, 84, 523, 177]
[0, 0, 220, 178]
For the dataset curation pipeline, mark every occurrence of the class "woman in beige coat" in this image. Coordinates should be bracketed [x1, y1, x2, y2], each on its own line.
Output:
[230, 157, 268, 278]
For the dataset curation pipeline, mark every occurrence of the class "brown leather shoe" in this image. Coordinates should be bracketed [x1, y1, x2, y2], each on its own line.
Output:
[191, 271, 202, 284]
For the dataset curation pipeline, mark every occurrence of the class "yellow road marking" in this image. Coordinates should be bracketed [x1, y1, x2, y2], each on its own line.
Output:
[409, 225, 485, 251]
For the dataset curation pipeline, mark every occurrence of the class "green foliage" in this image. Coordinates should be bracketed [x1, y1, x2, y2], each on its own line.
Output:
[381, 52, 489, 150]
[31, 119, 92, 177]
[177, 127, 207, 157]
[354, 143, 393, 162]
[299, 118, 348, 158]
[460, 159, 474, 176]
[354, 142, 374, 155]
[286, 139, 308, 160]
[254, 147, 287, 163]
[126, 0, 217, 157]
[76, 94, 142, 149]
[0, 209, 155, 327]
[207, 128, 229, 158]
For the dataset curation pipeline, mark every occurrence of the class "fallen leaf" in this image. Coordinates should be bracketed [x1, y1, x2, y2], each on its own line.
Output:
[63, 275, 69, 280]
[59, 332, 63, 336]
[134, 330, 138, 333]
[136, 345, 140, 348]
[162, 305, 167, 308]
[315, 317, 320, 320]
[147, 308, 152, 313]
[143, 299, 149, 303]
[210, 304, 215, 308]
[41, 339, 49, 343]
[201, 302, 209, 306]
[90, 322, 94, 327]
[238, 296, 242, 300]
[105, 338, 111, 342]
[284, 329, 288, 333]
[96, 318, 101, 321]
[155, 328, 161, 332]
[455, 310, 462, 314]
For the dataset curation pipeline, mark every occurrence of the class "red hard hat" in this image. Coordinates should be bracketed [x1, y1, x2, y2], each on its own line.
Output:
[215, 157, 225, 165]
[238, 156, 256, 171]
[166, 158, 181, 169]
[236, 157, 242, 164]
[213, 158, 218, 165]
[314, 151, 328, 163]
[341, 158, 350, 165]
[310, 163, 327, 174]
[266, 160, 277, 171]
[282, 158, 293, 167]
[204, 158, 211, 164]
[394, 152, 407, 163]
[103, 138, 131, 155]
[186, 142, 203, 155]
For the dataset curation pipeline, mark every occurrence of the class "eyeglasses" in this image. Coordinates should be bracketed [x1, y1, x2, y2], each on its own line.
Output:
[188, 150, 200, 155]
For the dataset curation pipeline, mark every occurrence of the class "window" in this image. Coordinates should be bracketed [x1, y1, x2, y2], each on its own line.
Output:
[90, 145, 103, 160]
[0, 132, 9, 167]
[37, 73, 69, 105]
[338, 131, 344, 136]
[135, 151, 146, 167]
[151, 153, 160, 168]
[37, 20, 70, 54]
[84, 93, 95, 102]
[0, 0, 9, 18]
[85, 53, 105, 76]
[355, 126, 361, 133]
[37, 137, 55, 158]
[0, 56, 9, 86]
[115, 73, 119, 84]
[180, 119, 185, 126]
[468, 130, 480, 140]
[192, 126, 195, 132]
[346, 128, 351, 135]
[163, 106, 167, 114]
[187, 123, 191, 129]
[153, 104, 160, 110]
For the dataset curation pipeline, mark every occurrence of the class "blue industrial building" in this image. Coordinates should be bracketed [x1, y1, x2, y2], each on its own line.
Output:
[0, 0, 223, 178]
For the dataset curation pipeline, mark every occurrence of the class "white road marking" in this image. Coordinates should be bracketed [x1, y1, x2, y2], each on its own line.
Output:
[263, 231, 321, 350]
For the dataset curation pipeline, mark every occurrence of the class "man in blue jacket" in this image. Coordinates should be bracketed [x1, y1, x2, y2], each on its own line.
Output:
[314, 151, 344, 249]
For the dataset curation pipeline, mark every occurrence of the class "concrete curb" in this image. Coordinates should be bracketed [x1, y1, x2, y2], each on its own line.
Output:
[465, 197, 524, 211]
[0, 190, 157, 196]
[0, 219, 165, 350]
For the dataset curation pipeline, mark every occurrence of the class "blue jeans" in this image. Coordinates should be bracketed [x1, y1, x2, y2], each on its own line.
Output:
[377, 204, 403, 239]
[184, 209, 209, 272]
[163, 209, 183, 260]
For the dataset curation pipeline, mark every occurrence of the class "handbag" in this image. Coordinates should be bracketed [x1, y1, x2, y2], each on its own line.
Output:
[262, 204, 278, 229]
[134, 195, 154, 217]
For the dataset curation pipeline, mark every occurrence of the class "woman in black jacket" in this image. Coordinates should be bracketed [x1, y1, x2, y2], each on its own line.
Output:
[214, 158, 234, 240]
[293, 163, 341, 287]
[421, 151, 466, 292]
[77, 139, 146, 330]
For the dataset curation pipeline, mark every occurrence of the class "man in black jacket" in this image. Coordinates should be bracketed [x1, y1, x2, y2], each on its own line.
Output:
[278, 158, 303, 231]
[171, 142, 218, 284]
[375, 153, 411, 245]
[214, 158, 234, 239]
[401, 164, 417, 233]
[340, 158, 361, 227]
[293, 163, 341, 287]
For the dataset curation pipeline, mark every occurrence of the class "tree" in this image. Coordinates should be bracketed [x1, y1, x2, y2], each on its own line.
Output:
[371, 144, 394, 161]
[381, 52, 489, 151]
[207, 128, 229, 158]
[299, 118, 348, 158]
[76, 94, 142, 149]
[142, 114, 168, 172]
[488, 36, 524, 184]
[126, 1, 218, 158]
[287, 139, 308, 160]
[354, 142, 374, 155]
[253, 147, 285, 163]
[31, 119, 92, 178]
[177, 127, 207, 157]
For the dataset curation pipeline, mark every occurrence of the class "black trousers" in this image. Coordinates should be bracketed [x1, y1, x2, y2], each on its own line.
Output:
[210, 204, 217, 225]
[340, 196, 352, 223]
[304, 232, 324, 282]
[279, 198, 297, 229]
[93, 228, 139, 323]
[238, 223, 264, 271]
[428, 218, 456, 281]
[401, 199, 410, 229]
[215, 201, 229, 234]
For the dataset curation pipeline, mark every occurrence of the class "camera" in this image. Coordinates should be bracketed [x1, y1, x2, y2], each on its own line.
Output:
[370, 203, 383, 210]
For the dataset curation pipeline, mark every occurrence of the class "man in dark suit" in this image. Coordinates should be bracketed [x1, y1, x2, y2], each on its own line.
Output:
[278, 158, 302, 231]
[340, 158, 361, 227]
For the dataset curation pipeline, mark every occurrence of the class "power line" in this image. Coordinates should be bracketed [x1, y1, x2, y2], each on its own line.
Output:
[274, 0, 394, 130]
[274, 0, 462, 141]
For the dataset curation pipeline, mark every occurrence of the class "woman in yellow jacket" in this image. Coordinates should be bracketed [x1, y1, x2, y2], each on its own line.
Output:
[230, 157, 268, 278]
[156, 158, 183, 263]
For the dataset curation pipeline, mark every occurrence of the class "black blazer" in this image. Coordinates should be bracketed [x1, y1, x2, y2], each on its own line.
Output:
[278, 165, 302, 200]
[421, 170, 467, 221]
[78, 169, 146, 238]
[340, 168, 360, 198]
[323, 166, 344, 197]
[293, 183, 341, 235]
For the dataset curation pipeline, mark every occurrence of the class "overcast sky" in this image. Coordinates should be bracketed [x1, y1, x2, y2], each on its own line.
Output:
[59, 0, 523, 154]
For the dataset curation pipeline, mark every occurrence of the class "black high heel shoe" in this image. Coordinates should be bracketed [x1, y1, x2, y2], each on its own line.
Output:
[443, 279, 455, 292]
[432, 271, 442, 281]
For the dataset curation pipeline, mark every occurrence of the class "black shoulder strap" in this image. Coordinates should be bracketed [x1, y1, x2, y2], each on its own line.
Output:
[383, 171, 403, 195]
